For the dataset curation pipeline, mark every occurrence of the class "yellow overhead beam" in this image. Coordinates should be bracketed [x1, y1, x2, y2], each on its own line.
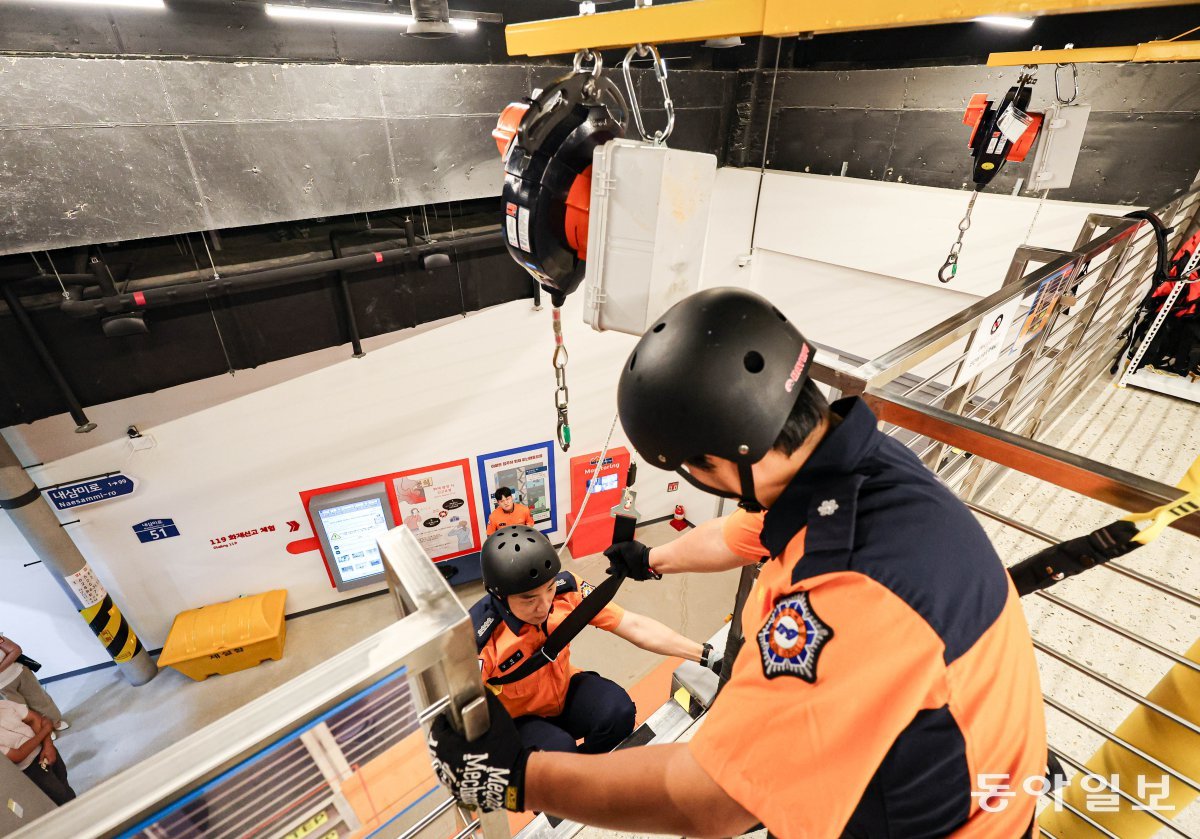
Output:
[505, 0, 1200, 57]
[989, 38, 1200, 64]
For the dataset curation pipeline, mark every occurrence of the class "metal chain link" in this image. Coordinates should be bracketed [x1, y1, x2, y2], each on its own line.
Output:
[552, 306, 570, 451]
[939, 190, 979, 283]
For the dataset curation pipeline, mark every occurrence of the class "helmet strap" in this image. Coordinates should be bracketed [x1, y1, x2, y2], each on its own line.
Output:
[737, 460, 764, 513]
[673, 461, 764, 512]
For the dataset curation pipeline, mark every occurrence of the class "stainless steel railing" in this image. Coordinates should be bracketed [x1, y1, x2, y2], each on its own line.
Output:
[846, 185, 1200, 503]
[13, 527, 508, 839]
[806, 183, 1200, 836]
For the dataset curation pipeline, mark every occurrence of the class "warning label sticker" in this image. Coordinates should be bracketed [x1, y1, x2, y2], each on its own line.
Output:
[64, 565, 107, 609]
[517, 206, 532, 252]
[506, 215, 520, 249]
[996, 104, 1032, 144]
[505, 202, 518, 217]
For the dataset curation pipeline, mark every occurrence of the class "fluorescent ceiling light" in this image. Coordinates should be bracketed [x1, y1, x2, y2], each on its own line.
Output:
[265, 4, 413, 24]
[974, 15, 1035, 29]
[31, 0, 164, 8]
[265, 4, 477, 29]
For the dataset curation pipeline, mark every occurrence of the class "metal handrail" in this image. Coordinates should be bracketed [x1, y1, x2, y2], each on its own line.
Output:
[12, 527, 506, 839]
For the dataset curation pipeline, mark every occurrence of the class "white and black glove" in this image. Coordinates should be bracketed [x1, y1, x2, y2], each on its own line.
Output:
[427, 692, 533, 813]
[700, 643, 723, 677]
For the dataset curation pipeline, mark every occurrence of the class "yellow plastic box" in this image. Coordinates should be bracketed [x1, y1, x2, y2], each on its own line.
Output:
[159, 589, 288, 681]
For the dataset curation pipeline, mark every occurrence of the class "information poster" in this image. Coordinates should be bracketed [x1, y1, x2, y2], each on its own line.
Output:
[1013, 264, 1074, 351]
[392, 460, 481, 562]
[954, 297, 1023, 386]
[476, 442, 557, 535]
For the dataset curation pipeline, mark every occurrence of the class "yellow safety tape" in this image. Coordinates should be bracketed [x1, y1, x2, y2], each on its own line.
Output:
[97, 606, 122, 648]
[80, 598, 105, 623]
[78, 601, 141, 663]
[1122, 454, 1200, 544]
[114, 627, 140, 663]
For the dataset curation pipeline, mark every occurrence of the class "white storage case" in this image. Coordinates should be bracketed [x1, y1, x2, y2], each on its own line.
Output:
[582, 139, 717, 335]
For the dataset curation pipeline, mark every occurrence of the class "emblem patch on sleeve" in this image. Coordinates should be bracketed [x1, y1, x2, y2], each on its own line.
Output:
[757, 591, 833, 682]
[580, 580, 595, 596]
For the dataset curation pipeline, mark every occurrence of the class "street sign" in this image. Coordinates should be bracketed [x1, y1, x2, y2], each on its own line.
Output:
[133, 518, 180, 544]
[46, 474, 136, 511]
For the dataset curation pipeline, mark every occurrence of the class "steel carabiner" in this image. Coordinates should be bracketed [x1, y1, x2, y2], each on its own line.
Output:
[621, 44, 675, 145]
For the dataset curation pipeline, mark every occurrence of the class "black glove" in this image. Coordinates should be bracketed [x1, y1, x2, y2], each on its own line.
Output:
[603, 540, 661, 581]
[700, 643, 723, 677]
[427, 691, 532, 813]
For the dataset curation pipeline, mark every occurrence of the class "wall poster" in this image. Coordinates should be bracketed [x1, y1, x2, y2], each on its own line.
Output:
[476, 442, 557, 535]
[300, 458, 482, 590]
[392, 460, 481, 563]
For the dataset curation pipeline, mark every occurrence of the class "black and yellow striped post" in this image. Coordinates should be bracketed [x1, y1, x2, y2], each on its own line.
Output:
[1, 434, 156, 684]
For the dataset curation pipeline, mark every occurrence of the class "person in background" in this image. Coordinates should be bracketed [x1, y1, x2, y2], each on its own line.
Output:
[0, 635, 67, 733]
[0, 698, 76, 805]
[486, 487, 535, 535]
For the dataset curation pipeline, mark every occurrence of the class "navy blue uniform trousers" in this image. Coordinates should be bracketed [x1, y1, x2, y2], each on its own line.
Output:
[513, 671, 635, 754]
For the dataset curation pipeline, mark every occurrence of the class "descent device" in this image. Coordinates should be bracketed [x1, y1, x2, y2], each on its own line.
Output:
[492, 50, 628, 307]
[938, 73, 1043, 283]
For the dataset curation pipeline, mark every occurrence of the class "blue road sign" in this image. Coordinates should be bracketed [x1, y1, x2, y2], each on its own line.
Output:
[46, 474, 136, 511]
[133, 518, 180, 543]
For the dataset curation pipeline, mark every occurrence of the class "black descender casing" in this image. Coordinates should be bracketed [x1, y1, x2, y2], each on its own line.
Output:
[966, 82, 1034, 188]
[500, 73, 625, 303]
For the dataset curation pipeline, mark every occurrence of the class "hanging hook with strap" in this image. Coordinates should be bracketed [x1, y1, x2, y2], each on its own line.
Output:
[621, 44, 675, 146]
[552, 306, 571, 451]
[939, 190, 979, 283]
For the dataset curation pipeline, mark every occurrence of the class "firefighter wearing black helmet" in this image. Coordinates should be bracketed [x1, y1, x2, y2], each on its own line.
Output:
[467, 525, 718, 756]
[430, 288, 1045, 837]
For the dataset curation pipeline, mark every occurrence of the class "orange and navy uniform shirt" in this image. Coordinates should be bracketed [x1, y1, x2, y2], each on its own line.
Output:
[486, 503, 535, 535]
[689, 397, 1047, 839]
[469, 572, 625, 719]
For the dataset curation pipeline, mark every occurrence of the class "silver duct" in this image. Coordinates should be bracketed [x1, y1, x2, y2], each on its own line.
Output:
[407, 0, 455, 37]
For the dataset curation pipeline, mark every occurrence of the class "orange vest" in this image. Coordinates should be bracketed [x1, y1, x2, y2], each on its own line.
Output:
[486, 503, 535, 535]
[689, 398, 1045, 838]
[470, 572, 624, 719]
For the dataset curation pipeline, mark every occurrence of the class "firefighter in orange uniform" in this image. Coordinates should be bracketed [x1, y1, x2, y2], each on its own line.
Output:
[470, 525, 720, 754]
[486, 487, 536, 535]
[429, 288, 1046, 837]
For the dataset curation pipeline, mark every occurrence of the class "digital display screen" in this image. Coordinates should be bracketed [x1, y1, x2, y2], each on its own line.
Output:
[589, 473, 618, 493]
[318, 498, 388, 583]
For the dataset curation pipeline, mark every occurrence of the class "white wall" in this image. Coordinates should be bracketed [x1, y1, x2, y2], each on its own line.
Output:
[701, 168, 1136, 362]
[2, 294, 719, 679]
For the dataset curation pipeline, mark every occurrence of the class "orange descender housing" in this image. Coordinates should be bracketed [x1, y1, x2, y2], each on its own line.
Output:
[962, 92, 1043, 164]
[492, 101, 530, 158]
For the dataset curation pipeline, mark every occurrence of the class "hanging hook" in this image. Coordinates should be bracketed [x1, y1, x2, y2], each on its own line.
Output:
[572, 49, 603, 78]
[621, 43, 675, 145]
[1054, 46, 1078, 105]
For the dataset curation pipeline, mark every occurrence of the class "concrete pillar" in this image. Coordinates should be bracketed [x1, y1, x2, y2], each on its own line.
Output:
[0, 434, 156, 685]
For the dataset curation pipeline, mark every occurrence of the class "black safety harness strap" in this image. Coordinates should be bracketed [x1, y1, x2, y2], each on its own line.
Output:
[1009, 520, 1140, 597]
[489, 485, 639, 687]
[488, 570, 625, 686]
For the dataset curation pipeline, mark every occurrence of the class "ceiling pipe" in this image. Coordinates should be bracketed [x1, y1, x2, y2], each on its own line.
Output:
[57, 228, 503, 319]
[1, 282, 96, 432]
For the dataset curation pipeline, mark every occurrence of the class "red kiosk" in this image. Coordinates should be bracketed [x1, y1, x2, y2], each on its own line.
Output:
[564, 447, 631, 558]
